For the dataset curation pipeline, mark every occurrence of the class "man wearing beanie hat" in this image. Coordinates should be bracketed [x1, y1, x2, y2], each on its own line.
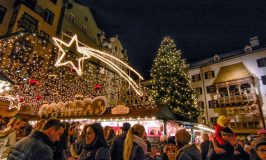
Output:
[110, 122, 131, 160]
[175, 129, 201, 160]
[161, 136, 177, 160]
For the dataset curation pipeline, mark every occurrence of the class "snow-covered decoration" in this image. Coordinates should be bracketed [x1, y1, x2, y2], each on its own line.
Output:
[38, 96, 107, 117]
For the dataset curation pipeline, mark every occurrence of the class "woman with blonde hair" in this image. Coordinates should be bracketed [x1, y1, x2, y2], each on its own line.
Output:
[123, 124, 147, 160]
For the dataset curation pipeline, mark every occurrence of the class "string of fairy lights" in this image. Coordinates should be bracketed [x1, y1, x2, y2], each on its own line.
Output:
[150, 37, 202, 120]
[0, 32, 155, 113]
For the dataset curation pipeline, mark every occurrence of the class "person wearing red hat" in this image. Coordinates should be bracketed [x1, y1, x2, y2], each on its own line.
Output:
[258, 129, 266, 138]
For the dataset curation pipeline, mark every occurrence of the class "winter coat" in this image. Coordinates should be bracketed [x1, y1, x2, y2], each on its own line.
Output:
[129, 143, 146, 160]
[234, 144, 249, 160]
[249, 149, 260, 160]
[79, 136, 109, 160]
[110, 134, 126, 160]
[79, 143, 110, 160]
[208, 141, 236, 160]
[214, 123, 226, 146]
[73, 138, 86, 155]
[129, 135, 147, 160]
[8, 130, 53, 160]
[200, 140, 212, 160]
[176, 144, 201, 160]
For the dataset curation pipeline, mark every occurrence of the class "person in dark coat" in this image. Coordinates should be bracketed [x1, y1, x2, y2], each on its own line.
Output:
[200, 132, 212, 160]
[106, 128, 116, 148]
[72, 124, 90, 156]
[234, 141, 250, 160]
[123, 124, 147, 160]
[161, 136, 176, 160]
[253, 137, 266, 160]
[53, 122, 71, 160]
[175, 129, 201, 160]
[79, 123, 110, 160]
[110, 122, 131, 160]
[8, 118, 65, 160]
[208, 127, 236, 160]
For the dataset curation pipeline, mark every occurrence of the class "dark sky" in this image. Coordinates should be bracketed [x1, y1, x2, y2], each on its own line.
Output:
[81, 0, 266, 79]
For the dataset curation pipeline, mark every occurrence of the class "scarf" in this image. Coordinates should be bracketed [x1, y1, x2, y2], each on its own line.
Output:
[132, 135, 147, 155]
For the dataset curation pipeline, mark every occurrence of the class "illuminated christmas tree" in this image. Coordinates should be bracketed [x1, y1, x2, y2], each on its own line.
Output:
[150, 37, 200, 120]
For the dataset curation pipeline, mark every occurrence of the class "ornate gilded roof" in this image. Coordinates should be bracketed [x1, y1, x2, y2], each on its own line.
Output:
[214, 63, 252, 84]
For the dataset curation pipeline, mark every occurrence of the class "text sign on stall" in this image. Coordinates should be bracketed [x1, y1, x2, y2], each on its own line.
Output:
[147, 135, 161, 147]
[111, 105, 130, 114]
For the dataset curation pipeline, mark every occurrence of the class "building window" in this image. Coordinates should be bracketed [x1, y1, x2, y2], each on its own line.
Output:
[18, 13, 38, 32]
[262, 75, 266, 85]
[197, 101, 204, 109]
[206, 85, 216, 93]
[43, 9, 54, 25]
[195, 87, 202, 95]
[69, 13, 75, 23]
[0, 5, 7, 24]
[82, 25, 87, 33]
[192, 74, 201, 82]
[257, 57, 266, 68]
[218, 87, 228, 97]
[205, 71, 215, 79]
[39, 30, 50, 40]
[66, 28, 72, 36]
[241, 83, 251, 94]
[208, 100, 218, 108]
[50, 0, 57, 4]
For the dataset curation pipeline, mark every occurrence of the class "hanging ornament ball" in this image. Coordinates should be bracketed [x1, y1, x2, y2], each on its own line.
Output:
[94, 84, 102, 90]
[19, 97, 25, 103]
[36, 95, 42, 100]
[70, 68, 77, 73]
[29, 78, 38, 86]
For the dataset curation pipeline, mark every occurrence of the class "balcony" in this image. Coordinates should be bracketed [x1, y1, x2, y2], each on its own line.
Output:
[230, 117, 260, 133]
[217, 93, 257, 105]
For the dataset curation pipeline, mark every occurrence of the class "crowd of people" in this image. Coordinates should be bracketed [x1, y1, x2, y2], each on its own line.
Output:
[0, 115, 266, 160]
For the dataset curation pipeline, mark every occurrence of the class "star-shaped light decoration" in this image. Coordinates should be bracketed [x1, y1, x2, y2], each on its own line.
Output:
[53, 34, 144, 96]
[9, 100, 21, 110]
[52, 35, 90, 75]
[0, 95, 21, 110]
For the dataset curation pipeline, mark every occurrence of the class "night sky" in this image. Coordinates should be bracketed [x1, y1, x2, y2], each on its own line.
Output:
[81, 0, 266, 79]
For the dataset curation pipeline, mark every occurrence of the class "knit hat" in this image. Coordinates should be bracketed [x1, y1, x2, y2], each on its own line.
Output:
[167, 136, 176, 145]
[217, 116, 229, 127]
[122, 122, 131, 131]
[258, 128, 266, 135]
[254, 137, 266, 149]
[175, 129, 191, 145]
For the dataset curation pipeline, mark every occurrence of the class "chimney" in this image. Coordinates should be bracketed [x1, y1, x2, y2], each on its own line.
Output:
[250, 36, 259, 47]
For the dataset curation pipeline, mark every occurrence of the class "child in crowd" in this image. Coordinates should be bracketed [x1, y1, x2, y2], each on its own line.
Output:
[214, 116, 231, 146]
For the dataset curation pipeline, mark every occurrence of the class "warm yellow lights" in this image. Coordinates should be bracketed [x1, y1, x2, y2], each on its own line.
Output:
[53, 35, 90, 75]
[52, 34, 143, 96]
[0, 95, 21, 110]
